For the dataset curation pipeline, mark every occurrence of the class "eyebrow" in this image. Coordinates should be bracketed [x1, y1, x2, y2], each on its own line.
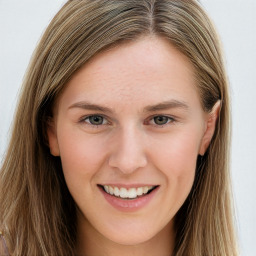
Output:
[143, 100, 189, 112]
[68, 100, 189, 113]
[68, 101, 113, 113]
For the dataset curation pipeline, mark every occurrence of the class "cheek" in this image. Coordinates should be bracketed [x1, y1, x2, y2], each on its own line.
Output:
[126, 128, 200, 228]
[56, 125, 108, 179]
[56, 126, 110, 210]
[149, 128, 201, 204]
[150, 128, 201, 175]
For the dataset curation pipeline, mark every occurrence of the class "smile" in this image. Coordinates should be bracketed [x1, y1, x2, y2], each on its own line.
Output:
[98, 184, 160, 212]
[102, 185, 157, 200]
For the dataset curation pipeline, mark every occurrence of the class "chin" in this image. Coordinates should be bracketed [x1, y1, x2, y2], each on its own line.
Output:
[97, 221, 163, 247]
[106, 232, 154, 246]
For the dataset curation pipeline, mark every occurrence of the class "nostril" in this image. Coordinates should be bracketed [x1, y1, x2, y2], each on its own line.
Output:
[108, 131, 148, 173]
[108, 153, 148, 174]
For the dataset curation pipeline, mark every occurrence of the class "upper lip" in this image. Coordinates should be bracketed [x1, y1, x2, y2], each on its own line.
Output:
[98, 184, 159, 189]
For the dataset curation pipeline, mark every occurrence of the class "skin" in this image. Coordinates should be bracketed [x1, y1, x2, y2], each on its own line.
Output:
[47, 36, 219, 256]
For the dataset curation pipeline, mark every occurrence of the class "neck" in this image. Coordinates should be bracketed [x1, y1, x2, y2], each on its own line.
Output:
[76, 217, 175, 256]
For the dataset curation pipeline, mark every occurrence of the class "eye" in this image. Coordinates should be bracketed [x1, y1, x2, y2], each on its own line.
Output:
[149, 115, 175, 126]
[83, 115, 108, 125]
[153, 116, 169, 125]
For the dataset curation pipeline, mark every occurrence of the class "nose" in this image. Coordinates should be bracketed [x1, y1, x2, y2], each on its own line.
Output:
[108, 126, 148, 174]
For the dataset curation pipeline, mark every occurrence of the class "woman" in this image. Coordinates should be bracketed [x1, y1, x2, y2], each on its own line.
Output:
[0, 0, 239, 255]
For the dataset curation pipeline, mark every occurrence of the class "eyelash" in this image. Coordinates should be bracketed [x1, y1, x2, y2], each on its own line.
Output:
[79, 114, 176, 128]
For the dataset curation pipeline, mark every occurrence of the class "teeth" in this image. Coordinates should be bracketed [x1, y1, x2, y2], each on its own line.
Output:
[103, 185, 155, 199]
[120, 188, 127, 198]
[137, 187, 143, 196]
[109, 186, 114, 195]
[114, 187, 120, 197]
[143, 186, 149, 194]
[104, 185, 109, 193]
[128, 188, 137, 199]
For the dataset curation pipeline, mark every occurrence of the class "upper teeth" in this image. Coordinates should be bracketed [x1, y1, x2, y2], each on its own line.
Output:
[103, 185, 154, 199]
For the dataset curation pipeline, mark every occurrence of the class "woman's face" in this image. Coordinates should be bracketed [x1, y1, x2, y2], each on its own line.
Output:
[48, 36, 217, 247]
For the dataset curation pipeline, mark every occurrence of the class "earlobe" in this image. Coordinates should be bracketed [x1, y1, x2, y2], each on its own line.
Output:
[46, 118, 60, 156]
[199, 100, 221, 156]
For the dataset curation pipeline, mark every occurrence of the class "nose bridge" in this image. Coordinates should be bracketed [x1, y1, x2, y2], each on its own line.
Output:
[108, 124, 147, 174]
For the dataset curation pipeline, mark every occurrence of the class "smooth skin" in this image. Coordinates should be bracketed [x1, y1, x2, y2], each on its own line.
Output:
[47, 36, 220, 256]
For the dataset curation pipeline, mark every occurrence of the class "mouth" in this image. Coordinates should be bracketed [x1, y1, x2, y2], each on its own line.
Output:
[98, 185, 159, 200]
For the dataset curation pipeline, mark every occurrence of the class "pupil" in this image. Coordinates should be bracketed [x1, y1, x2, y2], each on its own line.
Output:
[89, 116, 103, 125]
[154, 116, 168, 125]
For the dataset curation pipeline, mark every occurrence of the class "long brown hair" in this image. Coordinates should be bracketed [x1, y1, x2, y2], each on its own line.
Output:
[0, 0, 238, 255]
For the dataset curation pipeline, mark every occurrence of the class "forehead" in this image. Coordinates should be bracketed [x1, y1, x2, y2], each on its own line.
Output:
[58, 36, 201, 112]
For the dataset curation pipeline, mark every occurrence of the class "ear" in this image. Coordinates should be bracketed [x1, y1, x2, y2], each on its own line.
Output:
[199, 100, 221, 156]
[46, 118, 60, 156]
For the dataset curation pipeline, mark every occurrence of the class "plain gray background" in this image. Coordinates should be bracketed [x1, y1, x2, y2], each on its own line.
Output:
[0, 1, 255, 255]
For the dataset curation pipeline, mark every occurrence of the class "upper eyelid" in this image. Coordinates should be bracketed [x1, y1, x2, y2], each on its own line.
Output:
[146, 114, 176, 121]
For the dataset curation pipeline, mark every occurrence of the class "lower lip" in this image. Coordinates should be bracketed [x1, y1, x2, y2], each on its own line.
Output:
[98, 186, 159, 212]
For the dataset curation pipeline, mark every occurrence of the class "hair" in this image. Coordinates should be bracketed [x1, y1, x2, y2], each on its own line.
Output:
[0, 0, 238, 255]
